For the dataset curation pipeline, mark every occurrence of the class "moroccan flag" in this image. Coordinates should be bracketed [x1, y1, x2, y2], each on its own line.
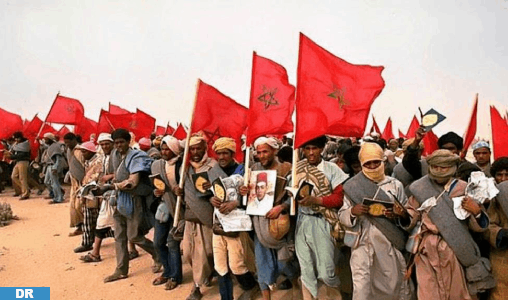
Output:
[173, 124, 187, 140]
[192, 80, 248, 161]
[109, 102, 130, 114]
[57, 126, 71, 137]
[131, 109, 156, 139]
[406, 116, 420, 138]
[45, 94, 85, 125]
[462, 94, 478, 157]
[166, 124, 175, 135]
[422, 130, 439, 156]
[23, 115, 44, 138]
[491, 106, 508, 159]
[295, 33, 385, 148]
[156, 125, 166, 136]
[39, 123, 57, 136]
[97, 109, 134, 134]
[75, 117, 98, 141]
[369, 115, 381, 134]
[246, 52, 296, 145]
[381, 117, 395, 141]
[398, 129, 406, 139]
[0, 108, 23, 139]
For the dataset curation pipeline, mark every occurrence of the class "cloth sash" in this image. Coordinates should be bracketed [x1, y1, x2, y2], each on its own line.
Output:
[496, 181, 508, 222]
[409, 176, 480, 266]
[251, 161, 292, 250]
[12, 140, 30, 153]
[151, 158, 180, 219]
[343, 172, 407, 251]
[67, 147, 85, 182]
[183, 158, 226, 227]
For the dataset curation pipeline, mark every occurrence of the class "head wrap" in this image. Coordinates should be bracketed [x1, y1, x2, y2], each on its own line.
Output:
[254, 136, 279, 150]
[162, 135, 182, 156]
[76, 141, 97, 153]
[43, 132, 56, 142]
[153, 136, 162, 148]
[472, 140, 490, 152]
[213, 137, 236, 153]
[359, 142, 385, 183]
[426, 149, 460, 181]
[402, 138, 424, 151]
[189, 134, 206, 147]
[139, 137, 151, 147]
[438, 132, 463, 151]
[97, 133, 113, 143]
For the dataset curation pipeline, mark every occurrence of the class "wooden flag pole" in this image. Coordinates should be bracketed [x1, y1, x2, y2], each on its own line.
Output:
[173, 79, 200, 227]
[290, 91, 298, 216]
[36, 92, 60, 139]
[242, 146, 250, 206]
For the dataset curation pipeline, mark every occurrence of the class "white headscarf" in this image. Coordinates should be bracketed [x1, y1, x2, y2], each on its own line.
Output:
[254, 136, 279, 150]
[162, 135, 183, 156]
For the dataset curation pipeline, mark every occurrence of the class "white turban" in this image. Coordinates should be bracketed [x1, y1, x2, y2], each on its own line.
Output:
[97, 133, 113, 143]
[189, 134, 207, 147]
[254, 136, 279, 150]
[162, 135, 183, 156]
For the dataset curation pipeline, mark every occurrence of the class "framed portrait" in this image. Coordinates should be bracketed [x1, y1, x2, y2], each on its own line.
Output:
[246, 170, 277, 216]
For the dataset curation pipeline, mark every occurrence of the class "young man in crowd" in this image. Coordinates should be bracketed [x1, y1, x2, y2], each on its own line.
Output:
[64, 133, 85, 236]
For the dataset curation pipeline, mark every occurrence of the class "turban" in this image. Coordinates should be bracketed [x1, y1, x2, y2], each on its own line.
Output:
[189, 134, 206, 147]
[212, 137, 236, 153]
[426, 149, 460, 181]
[438, 132, 463, 151]
[402, 138, 424, 151]
[162, 135, 183, 156]
[43, 133, 56, 141]
[472, 140, 490, 152]
[97, 133, 113, 143]
[359, 142, 385, 183]
[139, 137, 151, 148]
[76, 141, 97, 153]
[153, 136, 162, 148]
[254, 136, 279, 150]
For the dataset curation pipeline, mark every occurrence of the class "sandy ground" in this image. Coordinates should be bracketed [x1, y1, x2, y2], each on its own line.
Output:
[0, 186, 298, 300]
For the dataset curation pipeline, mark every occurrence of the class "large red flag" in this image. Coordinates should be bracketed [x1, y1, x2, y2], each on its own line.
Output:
[166, 124, 175, 135]
[406, 116, 420, 138]
[461, 95, 478, 158]
[57, 126, 71, 137]
[45, 94, 85, 125]
[155, 125, 166, 136]
[422, 130, 439, 156]
[39, 123, 57, 136]
[246, 52, 295, 145]
[192, 80, 248, 161]
[173, 124, 187, 140]
[23, 115, 43, 138]
[381, 117, 395, 141]
[109, 103, 130, 115]
[131, 109, 156, 139]
[97, 109, 134, 134]
[75, 117, 98, 141]
[0, 108, 24, 139]
[491, 106, 508, 159]
[369, 115, 381, 134]
[398, 129, 406, 139]
[295, 33, 385, 148]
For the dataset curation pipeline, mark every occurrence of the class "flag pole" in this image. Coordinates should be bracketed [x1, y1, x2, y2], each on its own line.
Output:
[290, 93, 298, 216]
[36, 92, 60, 139]
[242, 146, 250, 206]
[173, 79, 200, 227]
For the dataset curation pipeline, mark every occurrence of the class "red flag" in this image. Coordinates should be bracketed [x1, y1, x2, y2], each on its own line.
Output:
[166, 124, 175, 135]
[45, 94, 85, 125]
[23, 115, 43, 138]
[131, 109, 156, 139]
[97, 109, 134, 134]
[461, 95, 478, 157]
[422, 130, 439, 156]
[75, 117, 98, 141]
[246, 52, 296, 145]
[57, 126, 71, 137]
[295, 33, 385, 148]
[155, 125, 166, 136]
[0, 108, 24, 139]
[398, 129, 406, 139]
[369, 115, 381, 134]
[406, 116, 420, 138]
[491, 106, 508, 159]
[173, 124, 187, 140]
[192, 80, 248, 161]
[109, 103, 130, 114]
[39, 123, 57, 136]
[381, 117, 395, 141]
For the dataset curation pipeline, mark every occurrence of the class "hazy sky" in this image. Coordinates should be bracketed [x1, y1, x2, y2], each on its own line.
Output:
[1, 0, 507, 140]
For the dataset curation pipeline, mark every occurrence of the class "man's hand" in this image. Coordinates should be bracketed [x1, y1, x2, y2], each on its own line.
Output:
[239, 186, 249, 196]
[210, 196, 222, 208]
[99, 174, 114, 185]
[462, 196, 482, 216]
[154, 189, 164, 197]
[173, 186, 183, 196]
[298, 196, 322, 207]
[351, 204, 369, 216]
[266, 204, 285, 219]
[219, 200, 238, 215]
[414, 126, 426, 144]
[201, 181, 212, 191]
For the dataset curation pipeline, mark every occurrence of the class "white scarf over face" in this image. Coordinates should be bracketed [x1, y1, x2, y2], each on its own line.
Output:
[359, 142, 386, 183]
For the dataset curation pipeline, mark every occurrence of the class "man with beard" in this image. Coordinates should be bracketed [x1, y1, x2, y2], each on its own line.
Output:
[103, 128, 157, 283]
[240, 136, 299, 300]
[151, 135, 184, 290]
[176, 134, 226, 300]
[64, 133, 85, 236]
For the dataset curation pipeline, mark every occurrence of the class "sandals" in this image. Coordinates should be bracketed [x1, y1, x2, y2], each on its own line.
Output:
[152, 276, 168, 286]
[80, 253, 101, 263]
[104, 272, 128, 283]
[165, 278, 179, 290]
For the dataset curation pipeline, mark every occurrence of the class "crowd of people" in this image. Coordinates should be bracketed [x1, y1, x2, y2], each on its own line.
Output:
[1, 126, 508, 300]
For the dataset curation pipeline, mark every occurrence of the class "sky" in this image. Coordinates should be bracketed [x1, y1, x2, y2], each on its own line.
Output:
[1, 0, 507, 140]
